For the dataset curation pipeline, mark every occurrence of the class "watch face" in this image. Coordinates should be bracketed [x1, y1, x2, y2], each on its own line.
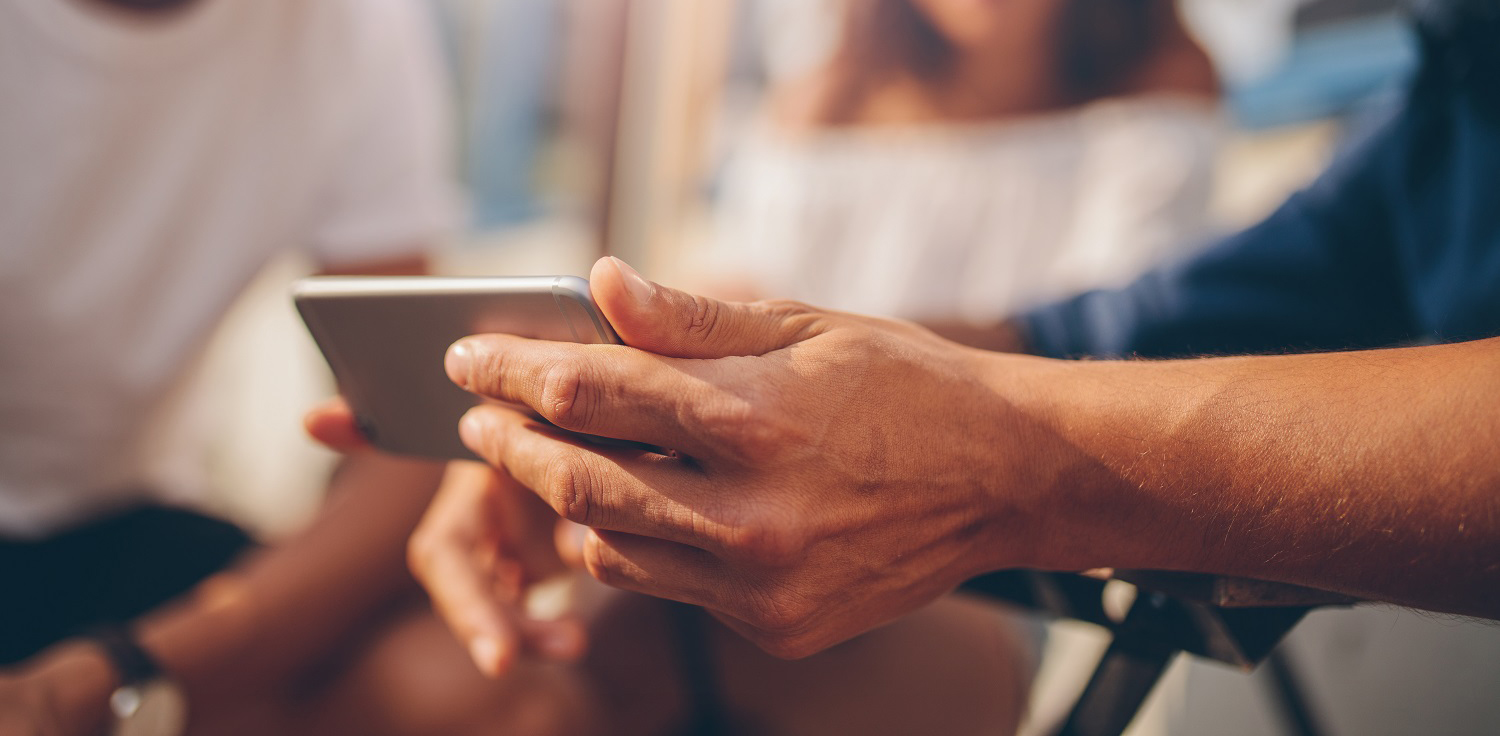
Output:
[111, 681, 188, 736]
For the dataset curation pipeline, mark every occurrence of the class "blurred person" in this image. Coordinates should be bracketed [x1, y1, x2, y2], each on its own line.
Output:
[708, 0, 1220, 322]
[0, 0, 601, 734]
[0, 2, 1038, 735]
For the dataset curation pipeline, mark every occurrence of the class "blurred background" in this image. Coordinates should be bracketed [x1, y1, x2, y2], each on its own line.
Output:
[156, 0, 1497, 734]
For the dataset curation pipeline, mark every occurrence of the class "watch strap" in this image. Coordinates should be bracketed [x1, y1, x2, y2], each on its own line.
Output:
[84, 625, 163, 687]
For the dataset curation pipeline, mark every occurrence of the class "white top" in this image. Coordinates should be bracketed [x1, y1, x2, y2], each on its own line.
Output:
[707, 95, 1222, 323]
[0, 0, 460, 537]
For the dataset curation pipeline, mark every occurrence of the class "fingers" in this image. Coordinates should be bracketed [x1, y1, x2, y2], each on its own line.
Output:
[458, 405, 740, 554]
[409, 463, 584, 678]
[577, 528, 727, 610]
[446, 335, 730, 457]
[302, 397, 371, 453]
[572, 529, 834, 660]
[445, 258, 831, 457]
[408, 464, 521, 676]
[589, 256, 825, 358]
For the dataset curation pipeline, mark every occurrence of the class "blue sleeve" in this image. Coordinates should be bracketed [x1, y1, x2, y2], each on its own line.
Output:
[1021, 98, 1423, 360]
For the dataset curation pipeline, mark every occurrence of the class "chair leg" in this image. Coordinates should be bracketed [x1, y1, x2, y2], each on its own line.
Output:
[1054, 639, 1177, 736]
[1054, 594, 1183, 736]
[1262, 646, 1327, 736]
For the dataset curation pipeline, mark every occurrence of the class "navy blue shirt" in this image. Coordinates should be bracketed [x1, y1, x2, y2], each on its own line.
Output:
[1021, 4, 1500, 359]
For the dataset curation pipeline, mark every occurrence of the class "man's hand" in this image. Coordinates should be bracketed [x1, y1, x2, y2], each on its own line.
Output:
[333, 256, 1500, 661]
[440, 258, 1051, 658]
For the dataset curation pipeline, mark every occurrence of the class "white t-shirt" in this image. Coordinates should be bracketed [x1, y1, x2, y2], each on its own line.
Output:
[706, 96, 1222, 323]
[0, 0, 461, 537]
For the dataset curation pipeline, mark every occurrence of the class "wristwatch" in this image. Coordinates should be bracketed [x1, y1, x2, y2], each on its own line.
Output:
[86, 626, 189, 736]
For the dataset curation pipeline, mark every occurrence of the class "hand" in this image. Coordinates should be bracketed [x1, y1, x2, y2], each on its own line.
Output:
[442, 258, 1055, 658]
[304, 407, 589, 677]
[407, 461, 588, 677]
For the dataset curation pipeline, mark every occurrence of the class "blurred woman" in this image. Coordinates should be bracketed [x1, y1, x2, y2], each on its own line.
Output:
[708, 0, 1221, 324]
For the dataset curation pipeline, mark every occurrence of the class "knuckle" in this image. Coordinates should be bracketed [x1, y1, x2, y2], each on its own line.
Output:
[538, 360, 597, 431]
[543, 454, 597, 527]
[710, 398, 793, 463]
[726, 513, 808, 567]
[467, 342, 508, 395]
[757, 299, 824, 336]
[756, 298, 812, 319]
[685, 294, 725, 343]
[744, 588, 816, 645]
[730, 408, 779, 461]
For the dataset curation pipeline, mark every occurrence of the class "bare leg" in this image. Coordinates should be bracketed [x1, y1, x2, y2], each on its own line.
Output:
[183, 602, 602, 736]
[188, 589, 1032, 736]
[569, 589, 1036, 736]
[710, 594, 1035, 736]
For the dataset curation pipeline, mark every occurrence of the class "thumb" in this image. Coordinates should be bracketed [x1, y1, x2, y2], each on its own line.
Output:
[589, 257, 820, 358]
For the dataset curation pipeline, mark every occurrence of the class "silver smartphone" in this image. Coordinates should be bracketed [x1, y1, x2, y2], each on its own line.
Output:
[293, 275, 620, 460]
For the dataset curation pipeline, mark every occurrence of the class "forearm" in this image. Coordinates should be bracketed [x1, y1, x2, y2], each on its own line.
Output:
[137, 454, 443, 703]
[991, 338, 1500, 618]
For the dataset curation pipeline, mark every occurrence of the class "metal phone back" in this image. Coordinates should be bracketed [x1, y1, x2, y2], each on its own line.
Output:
[294, 275, 619, 460]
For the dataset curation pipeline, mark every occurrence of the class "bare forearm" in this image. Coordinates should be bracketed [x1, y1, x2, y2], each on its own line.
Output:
[992, 338, 1500, 618]
[138, 454, 443, 702]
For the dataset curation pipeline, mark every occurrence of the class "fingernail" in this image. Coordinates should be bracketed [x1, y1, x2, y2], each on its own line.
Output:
[446, 340, 474, 389]
[469, 636, 502, 676]
[459, 409, 487, 450]
[609, 256, 653, 305]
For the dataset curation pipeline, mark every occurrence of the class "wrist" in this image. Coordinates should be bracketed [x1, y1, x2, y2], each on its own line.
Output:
[136, 570, 262, 694]
[964, 350, 1150, 574]
[998, 355, 1231, 575]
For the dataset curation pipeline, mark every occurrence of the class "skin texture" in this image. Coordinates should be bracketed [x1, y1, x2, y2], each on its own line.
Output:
[416, 257, 1500, 660]
[443, 268, 1029, 658]
[307, 289, 1036, 736]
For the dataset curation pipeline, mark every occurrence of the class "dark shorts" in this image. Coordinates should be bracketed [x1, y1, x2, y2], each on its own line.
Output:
[0, 504, 254, 665]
